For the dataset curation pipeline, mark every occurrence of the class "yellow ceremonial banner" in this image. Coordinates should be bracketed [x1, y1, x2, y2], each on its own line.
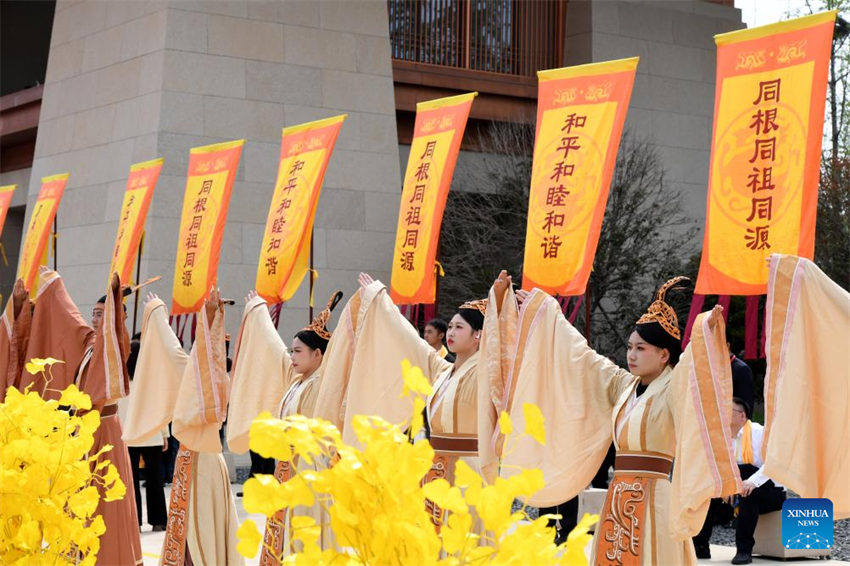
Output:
[109, 158, 163, 284]
[18, 173, 69, 289]
[256, 115, 346, 303]
[0, 185, 16, 238]
[522, 58, 639, 295]
[696, 11, 836, 295]
[171, 140, 244, 315]
[390, 92, 476, 304]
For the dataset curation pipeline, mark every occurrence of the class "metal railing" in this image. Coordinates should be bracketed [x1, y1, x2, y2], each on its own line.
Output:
[388, 0, 565, 77]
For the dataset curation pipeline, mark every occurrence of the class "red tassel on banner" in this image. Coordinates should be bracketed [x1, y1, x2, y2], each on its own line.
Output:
[682, 294, 706, 348]
[568, 295, 583, 324]
[760, 302, 767, 359]
[189, 313, 197, 344]
[423, 303, 436, 323]
[745, 296, 759, 360]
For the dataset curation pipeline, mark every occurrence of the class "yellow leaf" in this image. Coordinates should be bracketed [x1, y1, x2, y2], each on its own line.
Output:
[68, 486, 99, 519]
[498, 411, 513, 435]
[58, 384, 92, 411]
[422, 479, 467, 515]
[242, 475, 289, 517]
[24, 357, 64, 375]
[401, 359, 433, 397]
[236, 519, 262, 559]
[523, 402, 546, 446]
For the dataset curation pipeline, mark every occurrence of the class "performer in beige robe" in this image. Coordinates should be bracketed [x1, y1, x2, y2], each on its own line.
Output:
[123, 290, 243, 566]
[0, 279, 31, 401]
[316, 273, 497, 532]
[19, 268, 142, 566]
[481, 275, 741, 566]
[227, 290, 342, 564]
[312, 276, 449, 444]
[761, 254, 850, 519]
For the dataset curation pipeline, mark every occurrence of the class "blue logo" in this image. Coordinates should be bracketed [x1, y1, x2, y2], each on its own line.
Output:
[782, 498, 833, 550]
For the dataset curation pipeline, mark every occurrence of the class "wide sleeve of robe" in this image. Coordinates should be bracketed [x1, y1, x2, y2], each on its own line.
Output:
[79, 275, 131, 409]
[761, 254, 850, 519]
[311, 287, 362, 431]
[226, 295, 291, 454]
[665, 305, 741, 539]
[19, 270, 93, 399]
[172, 303, 229, 453]
[477, 282, 517, 483]
[493, 288, 634, 506]
[122, 297, 189, 445]
[0, 293, 31, 401]
[313, 280, 451, 445]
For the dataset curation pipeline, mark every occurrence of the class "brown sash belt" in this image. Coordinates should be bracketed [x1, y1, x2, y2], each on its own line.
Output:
[614, 453, 673, 477]
[100, 404, 118, 417]
[429, 434, 478, 455]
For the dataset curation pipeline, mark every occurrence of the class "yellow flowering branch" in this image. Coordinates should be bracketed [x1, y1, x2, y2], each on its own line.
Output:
[237, 360, 598, 565]
[0, 359, 125, 566]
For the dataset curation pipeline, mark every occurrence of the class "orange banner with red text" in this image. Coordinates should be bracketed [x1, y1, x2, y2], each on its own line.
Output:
[0, 185, 16, 239]
[109, 158, 162, 284]
[18, 173, 69, 290]
[256, 115, 346, 303]
[171, 140, 244, 315]
[522, 58, 639, 295]
[696, 11, 836, 295]
[390, 92, 476, 305]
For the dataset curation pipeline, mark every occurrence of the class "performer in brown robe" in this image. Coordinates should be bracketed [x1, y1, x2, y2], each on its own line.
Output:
[0, 278, 32, 401]
[19, 267, 142, 566]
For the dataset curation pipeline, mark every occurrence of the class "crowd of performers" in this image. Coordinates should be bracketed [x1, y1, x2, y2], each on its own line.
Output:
[0, 253, 847, 566]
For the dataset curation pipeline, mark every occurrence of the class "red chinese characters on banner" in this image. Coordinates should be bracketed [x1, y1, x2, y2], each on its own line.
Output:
[522, 58, 639, 296]
[18, 173, 69, 290]
[390, 93, 476, 305]
[109, 158, 162, 284]
[696, 11, 836, 295]
[172, 140, 244, 315]
[256, 115, 346, 303]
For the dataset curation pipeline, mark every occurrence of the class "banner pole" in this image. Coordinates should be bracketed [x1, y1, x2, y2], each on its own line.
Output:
[132, 232, 145, 336]
[584, 284, 592, 343]
[52, 215, 58, 271]
[308, 228, 314, 323]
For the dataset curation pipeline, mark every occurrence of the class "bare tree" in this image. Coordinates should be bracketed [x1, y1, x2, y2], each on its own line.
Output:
[438, 122, 699, 363]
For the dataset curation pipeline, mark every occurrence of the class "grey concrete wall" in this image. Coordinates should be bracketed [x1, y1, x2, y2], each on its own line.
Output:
[27, 0, 401, 342]
[567, 0, 744, 226]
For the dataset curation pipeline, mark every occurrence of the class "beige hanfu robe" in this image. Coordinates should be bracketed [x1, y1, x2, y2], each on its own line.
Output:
[482, 286, 741, 566]
[424, 352, 485, 527]
[313, 280, 450, 445]
[761, 254, 850, 519]
[226, 295, 326, 564]
[126, 299, 243, 566]
[0, 292, 31, 401]
[20, 270, 142, 566]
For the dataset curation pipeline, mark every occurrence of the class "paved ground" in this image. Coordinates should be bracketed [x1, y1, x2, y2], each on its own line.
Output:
[138, 485, 846, 565]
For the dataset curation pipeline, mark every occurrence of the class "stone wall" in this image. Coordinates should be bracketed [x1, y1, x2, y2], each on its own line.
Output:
[27, 0, 402, 341]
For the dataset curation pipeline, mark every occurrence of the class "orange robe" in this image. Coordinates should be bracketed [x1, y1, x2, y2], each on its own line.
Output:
[0, 293, 31, 401]
[19, 270, 142, 566]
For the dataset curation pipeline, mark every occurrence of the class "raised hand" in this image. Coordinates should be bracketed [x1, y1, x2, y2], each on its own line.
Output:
[246, 289, 258, 302]
[492, 270, 512, 312]
[516, 289, 530, 307]
[145, 291, 159, 306]
[358, 272, 375, 288]
[205, 287, 222, 325]
[12, 279, 28, 318]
